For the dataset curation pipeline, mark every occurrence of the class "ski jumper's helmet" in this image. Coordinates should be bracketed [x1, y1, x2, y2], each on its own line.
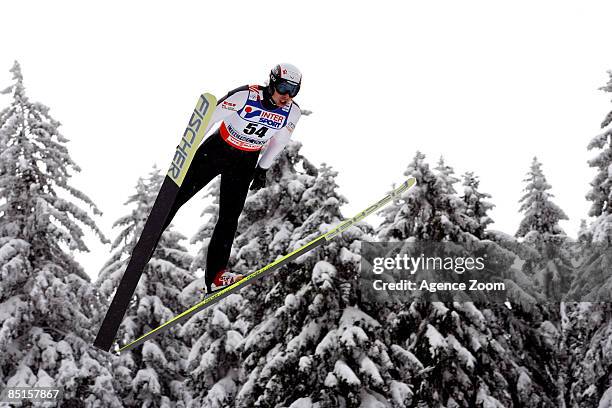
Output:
[268, 63, 302, 97]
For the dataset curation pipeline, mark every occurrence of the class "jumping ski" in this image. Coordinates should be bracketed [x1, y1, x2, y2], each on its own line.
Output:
[93, 93, 217, 352]
[117, 177, 417, 353]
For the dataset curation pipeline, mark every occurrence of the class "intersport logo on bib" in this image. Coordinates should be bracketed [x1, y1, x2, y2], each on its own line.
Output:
[241, 106, 285, 129]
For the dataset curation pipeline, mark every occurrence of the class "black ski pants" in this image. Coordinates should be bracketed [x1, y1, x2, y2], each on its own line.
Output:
[161, 131, 259, 287]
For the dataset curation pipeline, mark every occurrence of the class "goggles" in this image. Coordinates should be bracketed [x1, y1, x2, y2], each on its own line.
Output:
[274, 80, 300, 97]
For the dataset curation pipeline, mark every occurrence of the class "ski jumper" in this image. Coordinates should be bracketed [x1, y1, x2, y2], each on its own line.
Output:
[161, 85, 301, 289]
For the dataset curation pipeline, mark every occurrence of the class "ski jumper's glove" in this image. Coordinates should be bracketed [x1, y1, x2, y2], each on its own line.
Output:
[250, 166, 268, 190]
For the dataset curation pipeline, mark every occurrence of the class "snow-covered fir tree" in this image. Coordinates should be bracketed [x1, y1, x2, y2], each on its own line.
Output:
[461, 171, 494, 240]
[586, 70, 612, 244]
[0, 61, 120, 406]
[97, 166, 194, 407]
[562, 69, 612, 407]
[377, 151, 472, 242]
[577, 219, 591, 244]
[516, 157, 568, 240]
[373, 152, 560, 406]
[515, 157, 572, 301]
[236, 156, 407, 407]
[562, 302, 612, 407]
[434, 156, 459, 195]
[570, 219, 593, 267]
[570, 69, 612, 300]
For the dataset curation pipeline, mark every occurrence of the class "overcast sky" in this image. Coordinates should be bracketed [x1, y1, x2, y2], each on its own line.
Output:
[2, 1, 612, 279]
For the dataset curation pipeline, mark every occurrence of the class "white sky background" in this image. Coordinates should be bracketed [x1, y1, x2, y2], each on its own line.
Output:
[1, 1, 612, 280]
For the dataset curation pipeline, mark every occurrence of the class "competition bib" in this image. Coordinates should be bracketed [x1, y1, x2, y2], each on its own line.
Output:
[220, 86, 292, 151]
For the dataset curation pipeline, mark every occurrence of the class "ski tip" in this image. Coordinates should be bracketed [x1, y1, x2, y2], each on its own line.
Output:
[202, 92, 217, 104]
[393, 177, 417, 196]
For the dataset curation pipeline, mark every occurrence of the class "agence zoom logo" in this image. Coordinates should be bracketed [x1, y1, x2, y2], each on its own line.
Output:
[242, 106, 284, 128]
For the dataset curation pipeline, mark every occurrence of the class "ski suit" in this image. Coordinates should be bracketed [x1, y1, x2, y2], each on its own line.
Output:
[161, 84, 301, 288]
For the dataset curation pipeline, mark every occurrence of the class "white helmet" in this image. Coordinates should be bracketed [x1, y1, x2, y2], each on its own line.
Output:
[269, 63, 302, 97]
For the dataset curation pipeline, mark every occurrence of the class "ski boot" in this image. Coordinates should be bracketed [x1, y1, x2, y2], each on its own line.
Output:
[207, 268, 244, 293]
